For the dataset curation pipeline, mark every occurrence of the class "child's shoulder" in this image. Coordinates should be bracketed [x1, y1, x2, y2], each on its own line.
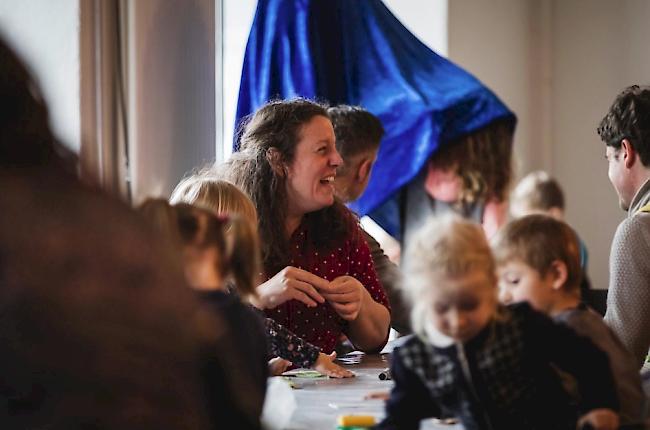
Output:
[503, 301, 535, 315]
[394, 335, 451, 359]
[553, 307, 617, 344]
[498, 301, 538, 324]
[495, 302, 556, 338]
[554, 306, 601, 325]
[199, 291, 265, 330]
[394, 334, 429, 355]
[393, 335, 455, 375]
[500, 302, 602, 343]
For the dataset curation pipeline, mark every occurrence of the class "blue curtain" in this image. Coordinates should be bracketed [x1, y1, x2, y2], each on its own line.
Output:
[235, 0, 516, 238]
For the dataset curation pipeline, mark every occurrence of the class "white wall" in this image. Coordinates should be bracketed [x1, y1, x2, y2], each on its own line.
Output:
[129, 0, 215, 203]
[0, 0, 79, 151]
[222, 0, 257, 160]
[551, 0, 650, 290]
[448, 0, 550, 178]
[382, 0, 447, 56]
[449, 0, 650, 290]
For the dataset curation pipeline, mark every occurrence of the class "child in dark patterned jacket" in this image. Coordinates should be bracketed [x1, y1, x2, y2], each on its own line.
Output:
[493, 214, 645, 427]
[376, 216, 619, 430]
[171, 174, 353, 378]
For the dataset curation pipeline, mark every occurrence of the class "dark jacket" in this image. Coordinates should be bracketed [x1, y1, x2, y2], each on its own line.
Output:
[376, 303, 619, 430]
[199, 291, 269, 429]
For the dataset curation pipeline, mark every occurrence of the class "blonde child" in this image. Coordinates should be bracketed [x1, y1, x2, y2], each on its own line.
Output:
[510, 170, 566, 220]
[510, 170, 589, 260]
[377, 216, 619, 430]
[138, 199, 267, 429]
[492, 214, 645, 426]
[170, 174, 353, 378]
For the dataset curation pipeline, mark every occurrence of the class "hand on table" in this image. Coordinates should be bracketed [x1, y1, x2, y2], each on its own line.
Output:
[577, 409, 619, 430]
[321, 275, 365, 321]
[268, 357, 293, 376]
[313, 352, 354, 378]
[254, 266, 328, 309]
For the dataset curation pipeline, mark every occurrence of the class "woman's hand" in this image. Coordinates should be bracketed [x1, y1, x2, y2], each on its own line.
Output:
[577, 409, 619, 430]
[313, 352, 354, 378]
[253, 266, 328, 309]
[322, 275, 365, 321]
[268, 357, 292, 376]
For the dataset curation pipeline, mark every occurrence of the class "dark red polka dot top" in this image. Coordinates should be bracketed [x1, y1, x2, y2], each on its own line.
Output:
[264, 220, 390, 354]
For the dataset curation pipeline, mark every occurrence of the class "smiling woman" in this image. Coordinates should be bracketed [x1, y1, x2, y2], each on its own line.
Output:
[223, 98, 391, 354]
[284, 115, 342, 227]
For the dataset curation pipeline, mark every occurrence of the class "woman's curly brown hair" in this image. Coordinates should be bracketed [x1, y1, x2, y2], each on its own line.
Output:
[223, 98, 354, 275]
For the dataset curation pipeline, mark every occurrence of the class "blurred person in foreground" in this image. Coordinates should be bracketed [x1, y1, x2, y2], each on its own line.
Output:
[0, 36, 255, 429]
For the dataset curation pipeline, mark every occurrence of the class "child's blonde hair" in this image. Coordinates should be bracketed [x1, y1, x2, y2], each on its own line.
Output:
[170, 174, 258, 230]
[492, 214, 582, 294]
[403, 215, 497, 339]
[138, 199, 260, 299]
[510, 171, 565, 218]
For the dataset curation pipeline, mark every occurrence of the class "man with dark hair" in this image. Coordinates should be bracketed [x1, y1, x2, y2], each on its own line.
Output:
[598, 85, 650, 370]
[328, 105, 411, 334]
[329, 105, 384, 202]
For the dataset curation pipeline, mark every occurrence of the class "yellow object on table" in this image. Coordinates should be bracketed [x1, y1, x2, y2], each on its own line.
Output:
[337, 415, 376, 427]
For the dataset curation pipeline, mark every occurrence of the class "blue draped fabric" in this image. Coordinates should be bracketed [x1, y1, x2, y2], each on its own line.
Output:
[235, 0, 516, 238]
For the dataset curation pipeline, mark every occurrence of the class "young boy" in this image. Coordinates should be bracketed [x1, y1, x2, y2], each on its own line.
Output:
[377, 215, 619, 430]
[509, 170, 597, 311]
[493, 214, 645, 426]
[510, 170, 589, 269]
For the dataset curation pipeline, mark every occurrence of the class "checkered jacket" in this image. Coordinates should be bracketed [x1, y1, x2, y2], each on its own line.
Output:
[376, 303, 618, 430]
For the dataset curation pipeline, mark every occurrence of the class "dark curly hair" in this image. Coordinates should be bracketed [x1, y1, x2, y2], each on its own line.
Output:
[224, 98, 353, 275]
[597, 85, 650, 167]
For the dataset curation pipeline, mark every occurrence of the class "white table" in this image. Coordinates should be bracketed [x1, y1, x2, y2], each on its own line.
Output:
[280, 354, 464, 430]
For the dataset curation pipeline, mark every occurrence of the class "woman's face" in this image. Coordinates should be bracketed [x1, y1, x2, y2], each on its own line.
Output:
[285, 115, 342, 216]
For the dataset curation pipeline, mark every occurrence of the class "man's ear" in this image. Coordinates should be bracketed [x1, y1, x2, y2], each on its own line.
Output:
[548, 260, 568, 291]
[621, 138, 637, 169]
[356, 158, 374, 184]
[266, 147, 286, 177]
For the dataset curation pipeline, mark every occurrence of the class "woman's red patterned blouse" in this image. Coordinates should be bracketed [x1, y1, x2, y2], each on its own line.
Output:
[264, 221, 390, 354]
